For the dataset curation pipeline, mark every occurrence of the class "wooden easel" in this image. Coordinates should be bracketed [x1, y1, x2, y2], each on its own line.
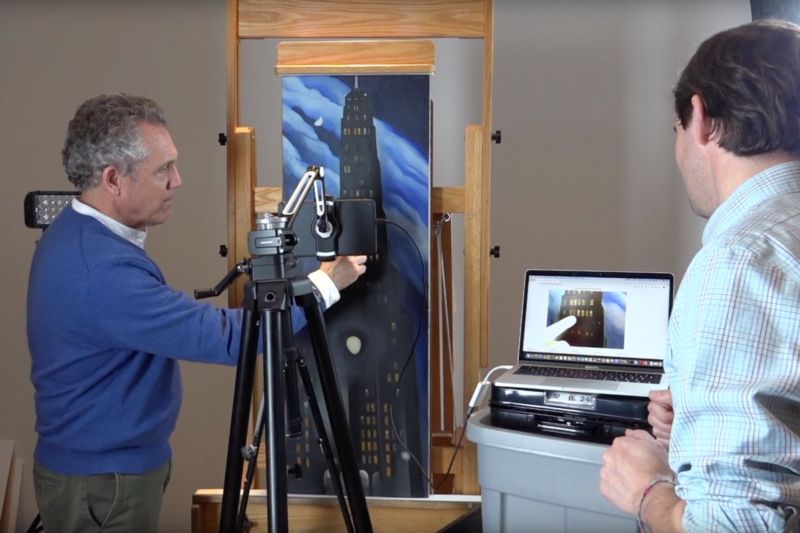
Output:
[196, 0, 495, 529]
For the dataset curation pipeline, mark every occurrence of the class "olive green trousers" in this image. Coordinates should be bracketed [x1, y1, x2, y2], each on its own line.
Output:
[33, 461, 171, 533]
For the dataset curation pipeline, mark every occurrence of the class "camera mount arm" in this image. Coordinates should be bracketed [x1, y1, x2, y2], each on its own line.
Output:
[281, 165, 327, 228]
[280, 165, 337, 261]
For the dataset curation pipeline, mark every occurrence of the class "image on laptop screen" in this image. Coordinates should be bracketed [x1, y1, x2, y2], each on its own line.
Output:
[520, 271, 672, 365]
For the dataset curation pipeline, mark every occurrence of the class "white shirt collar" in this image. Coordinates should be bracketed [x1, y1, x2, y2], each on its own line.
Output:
[71, 198, 147, 249]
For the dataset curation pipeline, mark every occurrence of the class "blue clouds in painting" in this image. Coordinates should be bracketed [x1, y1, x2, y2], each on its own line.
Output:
[602, 292, 626, 349]
[282, 76, 349, 193]
[282, 76, 430, 289]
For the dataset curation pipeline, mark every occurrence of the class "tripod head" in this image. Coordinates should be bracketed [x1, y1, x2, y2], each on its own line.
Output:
[195, 165, 376, 299]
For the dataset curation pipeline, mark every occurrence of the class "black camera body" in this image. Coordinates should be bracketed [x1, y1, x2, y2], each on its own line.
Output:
[247, 198, 377, 262]
[288, 198, 377, 259]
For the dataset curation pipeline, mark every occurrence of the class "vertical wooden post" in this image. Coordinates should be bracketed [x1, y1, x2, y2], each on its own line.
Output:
[229, 128, 257, 307]
[461, 125, 484, 495]
[227, 0, 243, 308]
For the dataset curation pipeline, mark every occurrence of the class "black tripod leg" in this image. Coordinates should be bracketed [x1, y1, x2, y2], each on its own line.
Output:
[236, 393, 265, 532]
[296, 356, 356, 533]
[219, 307, 260, 533]
[262, 308, 289, 533]
[300, 298, 373, 533]
[283, 316, 303, 438]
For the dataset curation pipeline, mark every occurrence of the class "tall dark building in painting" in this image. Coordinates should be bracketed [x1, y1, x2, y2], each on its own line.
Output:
[558, 290, 605, 348]
[339, 81, 388, 266]
[340, 84, 381, 204]
[287, 78, 427, 498]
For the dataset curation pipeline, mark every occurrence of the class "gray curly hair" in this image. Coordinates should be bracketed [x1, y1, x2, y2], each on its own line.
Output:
[62, 94, 167, 190]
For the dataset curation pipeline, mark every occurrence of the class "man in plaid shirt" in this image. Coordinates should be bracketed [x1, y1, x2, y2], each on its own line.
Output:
[601, 20, 800, 533]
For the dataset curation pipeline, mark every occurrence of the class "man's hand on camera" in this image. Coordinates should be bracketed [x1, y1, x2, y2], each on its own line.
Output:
[319, 255, 367, 291]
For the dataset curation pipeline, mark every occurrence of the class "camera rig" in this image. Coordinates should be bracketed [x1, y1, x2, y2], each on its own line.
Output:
[196, 165, 376, 533]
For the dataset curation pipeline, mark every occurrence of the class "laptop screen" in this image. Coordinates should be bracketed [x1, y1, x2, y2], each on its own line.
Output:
[519, 270, 673, 367]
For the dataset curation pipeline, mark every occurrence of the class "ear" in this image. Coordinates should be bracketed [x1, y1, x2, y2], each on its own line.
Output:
[689, 94, 714, 146]
[100, 165, 122, 196]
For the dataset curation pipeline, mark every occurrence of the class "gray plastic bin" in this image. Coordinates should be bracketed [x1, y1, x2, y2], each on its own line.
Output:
[466, 409, 637, 533]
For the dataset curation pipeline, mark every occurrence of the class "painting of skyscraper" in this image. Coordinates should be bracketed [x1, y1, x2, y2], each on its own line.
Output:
[546, 289, 626, 349]
[281, 75, 431, 497]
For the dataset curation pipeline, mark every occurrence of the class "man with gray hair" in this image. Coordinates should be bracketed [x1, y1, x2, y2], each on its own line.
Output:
[27, 94, 366, 532]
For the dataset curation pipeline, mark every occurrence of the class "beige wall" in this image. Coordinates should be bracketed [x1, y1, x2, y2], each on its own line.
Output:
[0, 1, 750, 532]
[487, 0, 749, 377]
[0, 2, 232, 532]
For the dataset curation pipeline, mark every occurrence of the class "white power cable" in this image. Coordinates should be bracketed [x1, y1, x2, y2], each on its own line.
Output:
[468, 365, 514, 411]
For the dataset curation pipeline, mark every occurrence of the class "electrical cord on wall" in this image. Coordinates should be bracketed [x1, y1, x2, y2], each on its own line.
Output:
[377, 218, 435, 489]
[433, 212, 457, 433]
[431, 364, 514, 493]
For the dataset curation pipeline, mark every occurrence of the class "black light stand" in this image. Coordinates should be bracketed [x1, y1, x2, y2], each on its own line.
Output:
[196, 167, 374, 533]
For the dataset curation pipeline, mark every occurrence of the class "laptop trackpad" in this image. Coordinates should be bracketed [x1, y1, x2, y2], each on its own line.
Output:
[541, 378, 619, 391]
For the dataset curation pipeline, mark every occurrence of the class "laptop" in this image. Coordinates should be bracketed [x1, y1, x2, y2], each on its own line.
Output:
[493, 270, 673, 398]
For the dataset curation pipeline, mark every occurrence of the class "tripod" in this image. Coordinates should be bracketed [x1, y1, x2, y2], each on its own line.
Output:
[198, 250, 373, 533]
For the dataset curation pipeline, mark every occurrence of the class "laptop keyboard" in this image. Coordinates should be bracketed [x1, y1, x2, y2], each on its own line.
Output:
[515, 365, 661, 384]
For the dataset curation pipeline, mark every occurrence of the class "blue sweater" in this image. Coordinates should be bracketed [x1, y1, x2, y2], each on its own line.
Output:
[27, 207, 301, 475]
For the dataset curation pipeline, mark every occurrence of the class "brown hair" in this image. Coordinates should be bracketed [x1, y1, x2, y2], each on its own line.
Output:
[674, 19, 800, 156]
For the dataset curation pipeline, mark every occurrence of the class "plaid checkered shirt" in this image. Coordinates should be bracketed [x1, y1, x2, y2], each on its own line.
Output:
[667, 161, 800, 532]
